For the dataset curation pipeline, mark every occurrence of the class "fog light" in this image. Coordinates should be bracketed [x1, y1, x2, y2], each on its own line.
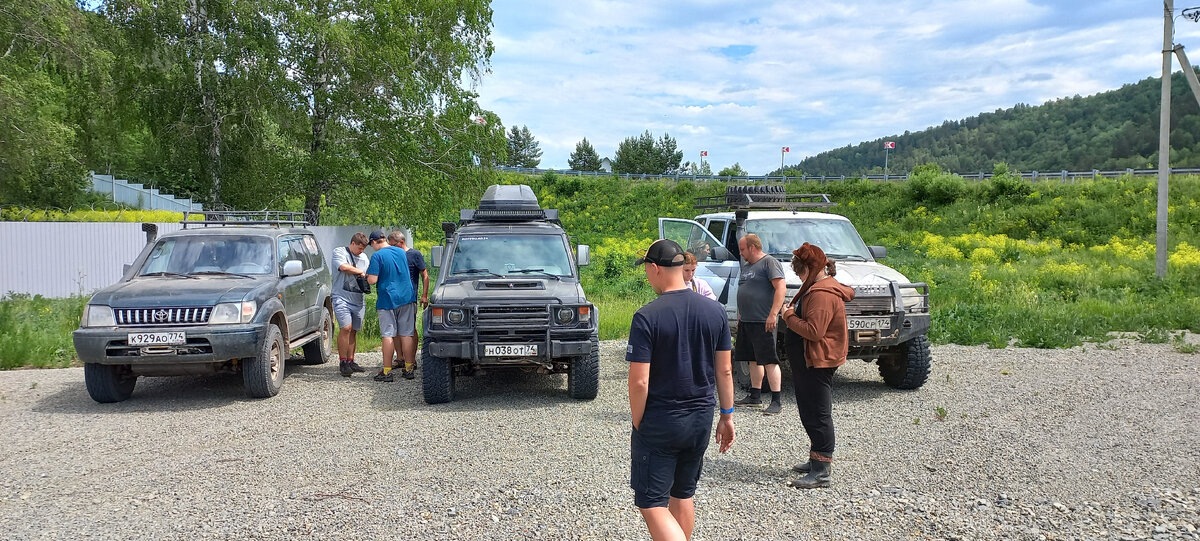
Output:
[447, 309, 465, 325]
[556, 307, 574, 324]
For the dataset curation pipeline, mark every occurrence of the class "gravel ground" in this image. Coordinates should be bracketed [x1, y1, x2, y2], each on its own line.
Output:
[1, 339, 1198, 540]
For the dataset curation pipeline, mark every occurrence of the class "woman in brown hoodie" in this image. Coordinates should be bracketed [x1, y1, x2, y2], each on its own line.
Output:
[780, 242, 855, 489]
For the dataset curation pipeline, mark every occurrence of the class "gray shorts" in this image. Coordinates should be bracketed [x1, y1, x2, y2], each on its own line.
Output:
[378, 303, 417, 338]
[332, 296, 365, 331]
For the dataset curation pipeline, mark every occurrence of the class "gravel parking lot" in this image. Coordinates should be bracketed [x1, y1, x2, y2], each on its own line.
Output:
[1, 339, 1198, 540]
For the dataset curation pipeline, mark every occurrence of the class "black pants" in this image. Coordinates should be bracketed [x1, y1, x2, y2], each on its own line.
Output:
[785, 328, 837, 456]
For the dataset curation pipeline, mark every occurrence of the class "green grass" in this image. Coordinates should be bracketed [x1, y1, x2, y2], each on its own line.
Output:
[0, 294, 87, 369]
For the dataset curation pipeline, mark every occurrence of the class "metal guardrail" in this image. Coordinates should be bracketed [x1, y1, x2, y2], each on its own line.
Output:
[496, 165, 1200, 183]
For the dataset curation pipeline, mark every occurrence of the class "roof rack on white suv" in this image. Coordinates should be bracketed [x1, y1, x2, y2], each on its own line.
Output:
[694, 186, 837, 210]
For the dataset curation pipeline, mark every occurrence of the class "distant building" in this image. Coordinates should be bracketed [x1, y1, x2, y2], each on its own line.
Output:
[600, 157, 612, 173]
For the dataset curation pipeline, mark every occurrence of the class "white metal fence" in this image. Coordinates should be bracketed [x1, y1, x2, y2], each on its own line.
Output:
[0, 223, 387, 299]
[89, 173, 205, 212]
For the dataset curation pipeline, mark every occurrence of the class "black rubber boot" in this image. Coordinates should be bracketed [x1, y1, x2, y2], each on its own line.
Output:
[791, 461, 811, 473]
[790, 457, 831, 489]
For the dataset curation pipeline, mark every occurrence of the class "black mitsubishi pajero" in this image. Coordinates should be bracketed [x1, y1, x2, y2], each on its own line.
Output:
[421, 185, 598, 404]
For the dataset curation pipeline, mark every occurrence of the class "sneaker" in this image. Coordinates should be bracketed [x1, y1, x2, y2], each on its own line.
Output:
[401, 368, 415, 380]
[373, 369, 394, 382]
[762, 401, 782, 416]
[339, 362, 354, 377]
[734, 395, 763, 407]
[348, 361, 366, 373]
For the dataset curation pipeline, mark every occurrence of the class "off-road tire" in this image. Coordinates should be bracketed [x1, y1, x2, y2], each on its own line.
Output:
[878, 335, 931, 390]
[568, 339, 601, 400]
[84, 363, 136, 403]
[302, 308, 333, 365]
[244, 324, 286, 398]
[421, 345, 454, 404]
[725, 185, 785, 205]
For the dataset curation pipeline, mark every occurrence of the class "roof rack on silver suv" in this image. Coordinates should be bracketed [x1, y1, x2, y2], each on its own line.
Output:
[181, 210, 310, 228]
[694, 186, 837, 210]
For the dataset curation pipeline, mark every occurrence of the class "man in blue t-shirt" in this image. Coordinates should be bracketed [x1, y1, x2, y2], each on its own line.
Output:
[366, 230, 416, 382]
[627, 238, 736, 540]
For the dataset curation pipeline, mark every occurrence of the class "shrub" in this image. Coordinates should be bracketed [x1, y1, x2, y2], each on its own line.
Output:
[906, 163, 967, 205]
[983, 163, 1033, 203]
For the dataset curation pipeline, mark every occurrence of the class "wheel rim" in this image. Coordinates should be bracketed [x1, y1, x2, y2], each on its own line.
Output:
[270, 338, 282, 380]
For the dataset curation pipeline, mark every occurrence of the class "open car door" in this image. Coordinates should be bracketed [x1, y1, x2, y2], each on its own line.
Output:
[657, 218, 740, 322]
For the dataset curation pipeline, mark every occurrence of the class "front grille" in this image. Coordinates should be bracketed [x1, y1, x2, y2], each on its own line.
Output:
[115, 307, 212, 326]
[846, 296, 893, 315]
[476, 306, 549, 324]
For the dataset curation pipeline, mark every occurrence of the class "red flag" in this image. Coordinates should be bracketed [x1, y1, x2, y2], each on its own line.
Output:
[782, 146, 790, 153]
[700, 150, 708, 157]
[884, 141, 895, 149]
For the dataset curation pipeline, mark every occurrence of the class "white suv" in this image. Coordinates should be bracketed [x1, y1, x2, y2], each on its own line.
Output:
[657, 189, 931, 389]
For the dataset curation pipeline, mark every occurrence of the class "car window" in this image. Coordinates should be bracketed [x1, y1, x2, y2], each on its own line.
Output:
[139, 236, 274, 275]
[661, 220, 721, 262]
[302, 235, 324, 270]
[706, 220, 727, 244]
[448, 234, 573, 277]
[745, 219, 872, 261]
[287, 238, 311, 271]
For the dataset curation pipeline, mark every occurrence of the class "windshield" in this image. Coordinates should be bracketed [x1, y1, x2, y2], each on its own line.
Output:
[139, 236, 275, 276]
[448, 234, 573, 277]
[746, 218, 872, 261]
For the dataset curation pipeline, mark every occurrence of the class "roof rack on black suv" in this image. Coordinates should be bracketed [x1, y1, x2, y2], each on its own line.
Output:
[181, 210, 310, 228]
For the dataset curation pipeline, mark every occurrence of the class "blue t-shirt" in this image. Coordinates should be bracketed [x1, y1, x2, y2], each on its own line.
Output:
[366, 246, 415, 310]
[406, 248, 427, 296]
[626, 289, 732, 414]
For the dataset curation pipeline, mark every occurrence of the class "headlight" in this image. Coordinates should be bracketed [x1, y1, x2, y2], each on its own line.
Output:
[556, 307, 575, 324]
[209, 301, 257, 324]
[447, 309, 465, 325]
[81, 305, 116, 327]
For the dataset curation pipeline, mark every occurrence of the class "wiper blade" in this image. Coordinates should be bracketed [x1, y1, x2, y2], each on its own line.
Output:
[457, 268, 503, 278]
[141, 271, 197, 279]
[826, 253, 868, 261]
[509, 268, 561, 280]
[189, 271, 254, 279]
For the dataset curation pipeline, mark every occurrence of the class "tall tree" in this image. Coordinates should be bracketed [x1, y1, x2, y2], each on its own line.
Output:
[505, 125, 542, 168]
[612, 130, 682, 174]
[717, 162, 747, 177]
[568, 137, 601, 171]
[0, 0, 114, 206]
[105, 0, 278, 206]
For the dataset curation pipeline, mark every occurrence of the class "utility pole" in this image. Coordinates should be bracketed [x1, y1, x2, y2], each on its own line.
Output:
[1157, 0, 1173, 279]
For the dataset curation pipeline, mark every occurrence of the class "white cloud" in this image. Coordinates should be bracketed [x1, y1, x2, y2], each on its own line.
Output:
[478, 0, 1174, 174]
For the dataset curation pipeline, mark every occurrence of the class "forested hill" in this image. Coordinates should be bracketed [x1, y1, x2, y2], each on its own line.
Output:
[785, 70, 1200, 177]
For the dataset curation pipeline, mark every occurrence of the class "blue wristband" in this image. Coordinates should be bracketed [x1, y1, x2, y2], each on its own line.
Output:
[720, 406, 734, 415]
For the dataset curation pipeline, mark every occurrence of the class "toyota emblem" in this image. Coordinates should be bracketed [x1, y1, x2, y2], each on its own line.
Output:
[154, 309, 169, 322]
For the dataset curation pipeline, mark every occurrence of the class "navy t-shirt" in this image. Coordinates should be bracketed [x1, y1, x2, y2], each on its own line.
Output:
[406, 248, 426, 295]
[626, 289, 732, 414]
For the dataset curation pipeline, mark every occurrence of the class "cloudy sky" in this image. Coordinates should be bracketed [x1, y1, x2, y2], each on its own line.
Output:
[473, 1, 1200, 175]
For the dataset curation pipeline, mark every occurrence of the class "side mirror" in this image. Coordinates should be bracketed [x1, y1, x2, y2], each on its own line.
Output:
[868, 246, 887, 259]
[282, 259, 304, 277]
[711, 246, 733, 261]
[431, 246, 443, 268]
[577, 245, 590, 266]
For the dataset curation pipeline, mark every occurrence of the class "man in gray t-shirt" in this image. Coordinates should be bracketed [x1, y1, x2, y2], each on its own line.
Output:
[733, 233, 788, 415]
[332, 232, 372, 376]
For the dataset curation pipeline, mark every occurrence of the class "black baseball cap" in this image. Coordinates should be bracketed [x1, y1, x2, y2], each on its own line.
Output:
[634, 239, 686, 267]
[368, 230, 386, 243]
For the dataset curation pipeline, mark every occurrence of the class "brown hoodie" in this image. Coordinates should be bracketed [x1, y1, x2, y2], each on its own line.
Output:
[783, 276, 856, 369]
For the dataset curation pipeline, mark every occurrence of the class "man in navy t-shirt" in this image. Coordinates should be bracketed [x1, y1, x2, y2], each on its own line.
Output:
[627, 238, 736, 540]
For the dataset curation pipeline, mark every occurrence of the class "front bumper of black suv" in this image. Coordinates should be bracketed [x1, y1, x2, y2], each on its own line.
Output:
[73, 323, 262, 365]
